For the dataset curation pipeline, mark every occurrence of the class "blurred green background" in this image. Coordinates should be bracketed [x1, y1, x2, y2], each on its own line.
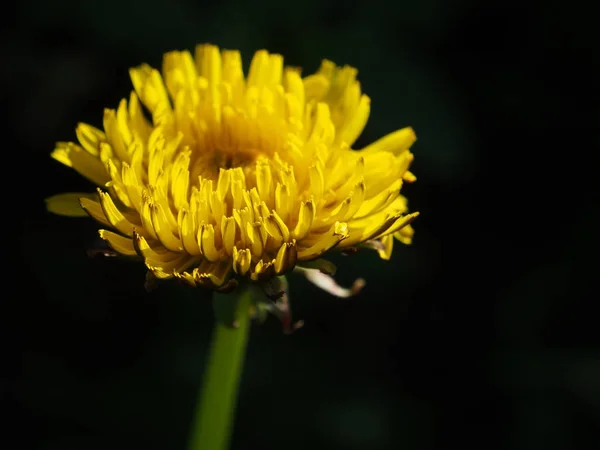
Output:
[4, 0, 598, 449]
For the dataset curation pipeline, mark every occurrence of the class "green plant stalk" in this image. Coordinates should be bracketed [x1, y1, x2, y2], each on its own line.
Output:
[187, 287, 253, 450]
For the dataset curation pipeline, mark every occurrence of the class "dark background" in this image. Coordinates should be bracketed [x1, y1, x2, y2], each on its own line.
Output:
[4, 1, 599, 449]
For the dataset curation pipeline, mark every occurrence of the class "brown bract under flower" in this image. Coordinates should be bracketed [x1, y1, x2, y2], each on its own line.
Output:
[47, 44, 419, 291]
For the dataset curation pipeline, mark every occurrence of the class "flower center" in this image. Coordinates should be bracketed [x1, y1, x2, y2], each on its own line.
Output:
[213, 149, 257, 172]
[189, 146, 263, 184]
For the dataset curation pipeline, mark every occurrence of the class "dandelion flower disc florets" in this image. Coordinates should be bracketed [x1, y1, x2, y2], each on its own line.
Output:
[49, 44, 419, 291]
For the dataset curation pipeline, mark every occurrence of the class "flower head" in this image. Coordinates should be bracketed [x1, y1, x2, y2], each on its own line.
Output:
[48, 44, 418, 292]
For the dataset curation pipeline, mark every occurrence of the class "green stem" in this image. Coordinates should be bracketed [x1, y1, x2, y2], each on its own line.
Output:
[187, 287, 253, 450]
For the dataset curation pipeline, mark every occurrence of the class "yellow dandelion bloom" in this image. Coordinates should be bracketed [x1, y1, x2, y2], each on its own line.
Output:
[47, 44, 419, 291]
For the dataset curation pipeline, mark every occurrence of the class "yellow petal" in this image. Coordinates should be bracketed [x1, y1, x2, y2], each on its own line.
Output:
[375, 212, 420, 239]
[98, 229, 137, 256]
[97, 189, 135, 237]
[133, 231, 173, 261]
[129, 64, 171, 116]
[195, 44, 222, 89]
[343, 181, 366, 220]
[267, 53, 283, 86]
[291, 200, 315, 240]
[298, 221, 348, 260]
[220, 216, 237, 256]
[45, 192, 96, 217]
[80, 197, 110, 227]
[147, 255, 199, 279]
[303, 74, 329, 100]
[163, 50, 198, 99]
[174, 270, 196, 287]
[127, 91, 151, 140]
[245, 222, 264, 258]
[354, 179, 402, 219]
[247, 50, 271, 87]
[52, 142, 109, 186]
[361, 152, 401, 197]
[352, 211, 419, 247]
[220, 50, 245, 104]
[256, 161, 273, 203]
[275, 240, 298, 274]
[232, 246, 251, 275]
[284, 69, 305, 117]
[359, 127, 416, 155]
[121, 162, 143, 213]
[133, 231, 194, 277]
[76, 123, 105, 156]
[105, 159, 132, 208]
[308, 164, 325, 203]
[216, 168, 231, 201]
[103, 107, 129, 163]
[312, 197, 352, 229]
[308, 103, 335, 145]
[403, 171, 417, 183]
[150, 203, 183, 252]
[275, 182, 291, 223]
[178, 209, 201, 255]
[193, 260, 231, 288]
[337, 95, 370, 147]
[377, 235, 394, 260]
[264, 211, 290, 244]
[394, 224, 415, 245]
[116, 97, 134, 147]
[250, 259, 276, 281]
[140, 193, 158, 240]
[395, 151, 415, 175]
[199, 223, 223, 262]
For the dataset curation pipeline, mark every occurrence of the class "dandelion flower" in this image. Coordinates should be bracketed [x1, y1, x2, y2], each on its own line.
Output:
[47, 44, 419, 294]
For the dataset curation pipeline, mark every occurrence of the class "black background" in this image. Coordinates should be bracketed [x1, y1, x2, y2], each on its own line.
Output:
[4, 0, 599, 449]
